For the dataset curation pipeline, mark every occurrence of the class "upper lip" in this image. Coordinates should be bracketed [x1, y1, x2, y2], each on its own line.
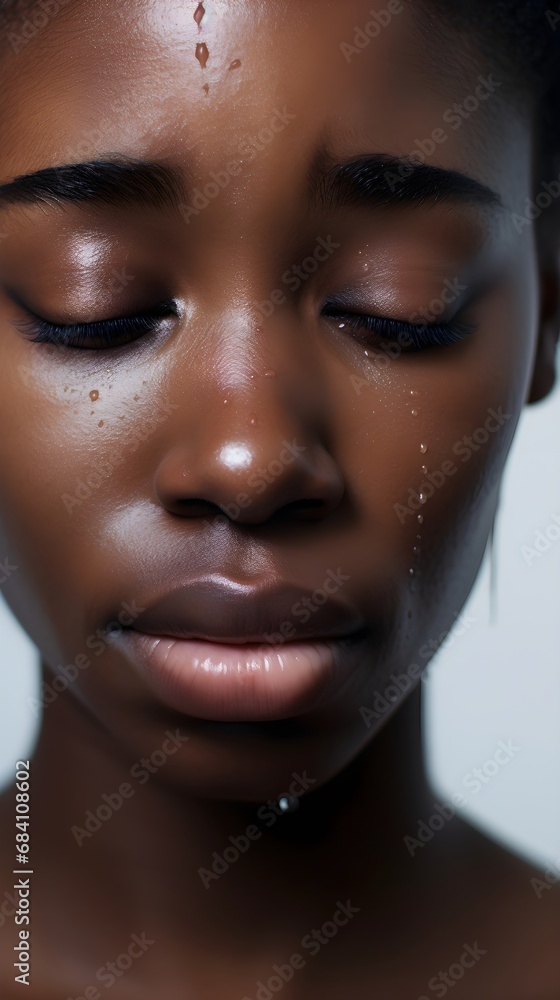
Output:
[127, 576, 365, 644]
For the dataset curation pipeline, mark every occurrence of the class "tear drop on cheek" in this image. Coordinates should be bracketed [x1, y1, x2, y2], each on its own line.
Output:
[229, 59, 241, 70]
[194, 2, 205, 28]
[196, 42, 209, 68]
[89, 390, 99, 402]
[420, 443, 428, 454]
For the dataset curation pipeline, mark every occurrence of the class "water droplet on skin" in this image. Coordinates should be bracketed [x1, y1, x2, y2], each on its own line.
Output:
[89, 390, 99, 402]
[194, 2, 205, 28]
[339, 323, 346, 329]
[229, 59, 241, 70]
[417, 514, 424, 525]
[411, 409, 418, 417]
[409, 568, 415, 577]
[421, 465, 428, 475]
[196, 42, 209, 68]
[203, 84, 209, 94]
[419, 493, 427, 504]
[223, 399, 228, 405]
[98, 420, 104, 428]
[410, 389, 416, 396]
[420, 443, 428, 454]
[264, 370, 276, 378]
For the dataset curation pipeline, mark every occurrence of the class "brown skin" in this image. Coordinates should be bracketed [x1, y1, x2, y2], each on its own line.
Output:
[0, 0, 559, 996]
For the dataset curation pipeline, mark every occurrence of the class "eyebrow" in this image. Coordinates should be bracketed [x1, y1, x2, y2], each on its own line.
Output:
[0, 158, 186, 213]
[0, 152, 503, 219]
[309, 153, 504, 213]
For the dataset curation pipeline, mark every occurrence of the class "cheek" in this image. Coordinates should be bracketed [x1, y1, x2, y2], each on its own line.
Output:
[342, 261, 537, 631]
[0, 336, 170, 653]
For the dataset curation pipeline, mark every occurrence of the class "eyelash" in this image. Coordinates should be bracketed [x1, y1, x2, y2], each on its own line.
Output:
[15, 299, 178, 351]
[322, 308, 477, 352]
[15, 299, 476, 353]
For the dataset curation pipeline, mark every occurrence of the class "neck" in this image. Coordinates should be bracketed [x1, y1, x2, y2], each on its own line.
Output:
[30, 668, 439, 947]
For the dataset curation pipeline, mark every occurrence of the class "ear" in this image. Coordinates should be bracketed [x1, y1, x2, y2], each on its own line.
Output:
[529, 210, 560, 404]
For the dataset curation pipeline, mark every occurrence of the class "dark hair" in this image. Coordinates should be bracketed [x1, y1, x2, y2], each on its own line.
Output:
[419, 1, 560, 177]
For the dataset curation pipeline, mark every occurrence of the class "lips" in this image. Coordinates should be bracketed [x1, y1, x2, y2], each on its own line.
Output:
[128, 574, 365, 644]
[116, 575, 368, 722]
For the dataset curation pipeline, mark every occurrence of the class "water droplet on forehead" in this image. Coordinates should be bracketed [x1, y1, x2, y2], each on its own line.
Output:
[194, 2, 205, 28]
[196, 42, 209, 68]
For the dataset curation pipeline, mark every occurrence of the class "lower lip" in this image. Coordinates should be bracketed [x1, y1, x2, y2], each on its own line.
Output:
[121, 632, 357, 722]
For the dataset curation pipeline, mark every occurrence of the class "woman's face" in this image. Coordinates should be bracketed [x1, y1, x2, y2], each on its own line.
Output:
[0, 0, 548, 798]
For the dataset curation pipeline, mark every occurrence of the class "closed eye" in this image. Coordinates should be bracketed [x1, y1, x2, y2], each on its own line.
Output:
[12, 298, 179, 350]
[322, 305, 477, 352]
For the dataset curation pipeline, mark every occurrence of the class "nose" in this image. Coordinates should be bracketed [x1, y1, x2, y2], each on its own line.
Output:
[153, 361, 345, 527]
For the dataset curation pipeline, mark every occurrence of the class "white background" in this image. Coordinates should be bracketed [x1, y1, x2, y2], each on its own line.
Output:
[1, 375, 559, 870]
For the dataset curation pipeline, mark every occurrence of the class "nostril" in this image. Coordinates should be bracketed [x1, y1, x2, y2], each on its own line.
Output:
[280, 499, 328, 522]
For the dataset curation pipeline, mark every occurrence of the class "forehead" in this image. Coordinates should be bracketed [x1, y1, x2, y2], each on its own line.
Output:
[0, 0, 530, 208]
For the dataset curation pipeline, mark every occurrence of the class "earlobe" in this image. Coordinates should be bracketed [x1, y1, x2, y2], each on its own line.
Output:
[528, 268, 560, 404]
